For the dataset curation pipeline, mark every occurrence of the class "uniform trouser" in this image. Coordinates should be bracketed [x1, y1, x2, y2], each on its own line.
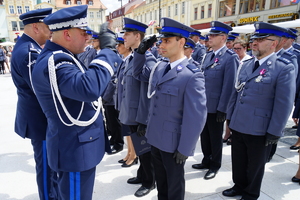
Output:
[129, 125, 155, 188]
[200, 113, 224, 170]
[103, 105, 123, 149]
[137, 151, 155, 188]
[231, 130, 271, 200]
[151, 146, 185, 200]
[57, 167, 96, 200]
[31, 139, 58, 200]
[0, 61, 4, 73]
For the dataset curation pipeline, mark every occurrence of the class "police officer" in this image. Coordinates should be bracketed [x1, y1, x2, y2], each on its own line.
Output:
[102, 35, 123, 154]
[184, 38, 198, 65]
[284, 28, 300, 146]
[146, 17, 207, 200]
[223, 22, 295, 200]
[10, 8, 57, 200]
[77, 29, 97, 67]
[268, 26, 297, 161]
[226, 32, 239, 49]
[119, 17, 157, 197]
[190, 29, 206, 63]
[31, 5, 122, 200]
[192, 21, 239, 180]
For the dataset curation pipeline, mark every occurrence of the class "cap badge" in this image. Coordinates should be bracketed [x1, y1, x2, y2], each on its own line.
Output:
[161, 19, 164, 27]
[211, 21, 215, 27]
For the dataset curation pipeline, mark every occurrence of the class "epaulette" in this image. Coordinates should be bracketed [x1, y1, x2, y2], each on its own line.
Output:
[28, 43, 41, 54]
[293, 43, 300, 50]
[192, 60, 200, 66]
[226, 49, 235, 55]
[293, 48, 300, 54]
[186, 63, 201, 73]
[278, 56, 291, 64]
[207, 50, 213, 54]
[282, 51, 293, 57]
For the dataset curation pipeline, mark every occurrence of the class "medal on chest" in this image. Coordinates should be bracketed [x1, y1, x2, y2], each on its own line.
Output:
[255, 69, 267, 83]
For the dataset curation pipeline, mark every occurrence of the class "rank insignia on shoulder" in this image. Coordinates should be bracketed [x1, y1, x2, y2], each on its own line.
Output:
[283, 51, 293, 56]
[29, 43, 40, 53]
[294, 49, 300, 54]
[278, 57, 291, 64]
[186, 64, 201, 73]
[226, 49, 235, 55]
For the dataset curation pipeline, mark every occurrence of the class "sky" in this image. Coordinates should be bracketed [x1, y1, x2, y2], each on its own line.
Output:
[100, 0, 129, 13]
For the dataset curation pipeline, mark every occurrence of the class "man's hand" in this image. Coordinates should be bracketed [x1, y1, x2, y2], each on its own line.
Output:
[98, 22, 117, 51]
[137, 123, 147, 137]
[216, 111, 226, 122]
[173, 150, 188, 164]
[136, 35, 157, 54]
[265, 132, 280, 146]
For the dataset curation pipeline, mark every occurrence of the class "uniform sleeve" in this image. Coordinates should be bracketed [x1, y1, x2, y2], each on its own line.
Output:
[217, 54, 239, 113]
[133, 51, 157, 82]
[56, 49, 122, 102]
[267, 64, 295, 136]
[102, 74, 117, 103]
[178, 72, 207, 156]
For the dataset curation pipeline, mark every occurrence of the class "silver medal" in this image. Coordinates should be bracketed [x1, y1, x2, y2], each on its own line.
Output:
[255, 75, 262, 83]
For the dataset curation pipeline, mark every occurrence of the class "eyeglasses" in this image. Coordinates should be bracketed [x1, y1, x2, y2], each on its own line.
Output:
[233, 48, 242, 51]
[253, 38, 275, 43]
[208, 34, 225, 38]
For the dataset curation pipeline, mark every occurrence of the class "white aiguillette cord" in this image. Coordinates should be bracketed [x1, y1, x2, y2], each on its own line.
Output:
[48, 50, 102, 127]
[235, 61, 246, 92]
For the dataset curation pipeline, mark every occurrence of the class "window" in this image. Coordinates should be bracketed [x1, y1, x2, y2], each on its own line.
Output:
[208, 4, 212, 18]
[97, 11, 100, 18]
[90, 12, 94, 18]
[150, 11, 152, 20]
[201, 6, 204, 19]
[240, 0, 265, 14]
[11, 21, 18, 31]
[175, 4, 178, 15]
[9, 5, 14, 14]
[19, 21, 24, 30]
[155, 10, 157, 20]
[17, 6, 22, 14]
[25, 6, 30, 12]
[270, 0, 295, 9]
[88, 0, 93, 5]
[66, 0, 71, 5]
[145, 13, 147, 23]
[182, 2, 185, 14]
[219, 0, 236, 16]
[77, 1, 82, 5]
[194, 7, 198, 20]
[91, 24, 94, 30]
[168, 6, 171, 17]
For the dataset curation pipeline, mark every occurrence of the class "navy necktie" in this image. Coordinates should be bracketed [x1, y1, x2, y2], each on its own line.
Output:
[163, 64, 171, 76]
[253, 61, 260, 72]
[210, 53, 215, 61]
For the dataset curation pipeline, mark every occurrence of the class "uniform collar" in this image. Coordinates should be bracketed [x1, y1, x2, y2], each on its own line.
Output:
[170, 56, 187, 69]
[22, 33, 43, 49]
[213, 45, 226, 56]
[254, 52, 275, 66]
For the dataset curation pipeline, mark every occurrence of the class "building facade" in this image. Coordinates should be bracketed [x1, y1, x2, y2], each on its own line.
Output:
[217, 0, 299, 26]
[190, 0, 217, 30]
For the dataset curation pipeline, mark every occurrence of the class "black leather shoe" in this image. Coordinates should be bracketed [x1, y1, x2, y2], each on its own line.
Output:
[122, 157, 138, 167]
[290, 145, 300, 150]
[134, 185, 155, 197]
[222, 188, 242, 197]
[204, 169, 218, 180]
[292, 176, 300, 182]
[192, 163, 209, 170]
[108, 146, 123, 155]
[127, 177, 142, 184]
[118, 159, 127, 164]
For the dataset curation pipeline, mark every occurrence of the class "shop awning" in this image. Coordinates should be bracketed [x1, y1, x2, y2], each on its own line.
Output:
[199, 19, 300, 34]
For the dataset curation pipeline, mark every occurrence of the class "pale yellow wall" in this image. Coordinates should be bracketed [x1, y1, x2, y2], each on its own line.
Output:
[5, 0, 33, 41]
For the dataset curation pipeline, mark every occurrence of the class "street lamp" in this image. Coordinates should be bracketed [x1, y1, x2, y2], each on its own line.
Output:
[118, 0, 123, 27]
[99, 5, 104, 24]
